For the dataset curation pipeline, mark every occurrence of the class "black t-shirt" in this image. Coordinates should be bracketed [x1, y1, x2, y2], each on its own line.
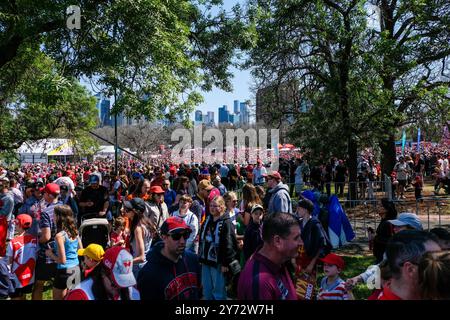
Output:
[80, 185, 109, 214]
[335, 165, 347, 181]
[414, 158, 425, 173]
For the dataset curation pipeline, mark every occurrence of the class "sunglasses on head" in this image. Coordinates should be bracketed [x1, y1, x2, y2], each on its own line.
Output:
[169, 232, 190, 241]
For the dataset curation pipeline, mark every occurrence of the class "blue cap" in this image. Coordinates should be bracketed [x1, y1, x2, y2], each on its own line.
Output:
[389, 212, 423, 231]
[88, 175, 100, 184]
[132, 172, 143, 179]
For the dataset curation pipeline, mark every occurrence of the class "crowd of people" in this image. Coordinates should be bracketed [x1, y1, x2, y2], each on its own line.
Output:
[0, 151, 449, 300]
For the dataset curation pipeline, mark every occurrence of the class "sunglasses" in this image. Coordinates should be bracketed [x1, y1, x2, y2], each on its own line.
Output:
[169, 232, 190, 241]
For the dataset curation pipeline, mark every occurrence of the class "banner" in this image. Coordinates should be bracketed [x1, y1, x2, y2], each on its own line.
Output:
[401, 129, 406, 156]
[417, 128, 421, 152]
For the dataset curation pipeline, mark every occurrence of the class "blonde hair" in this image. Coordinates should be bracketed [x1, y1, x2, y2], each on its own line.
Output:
[419, 251, 450, 300]
[223, 191, 237, 202]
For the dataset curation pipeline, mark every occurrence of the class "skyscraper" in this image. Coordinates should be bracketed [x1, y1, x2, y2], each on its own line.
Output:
[95, 93, 112, 127]
[195, 110, 203, 126]
[234, 100, 240, 114]
[240, 102, 249, 126]
[204, 111, 215, 126]
[218, 105, 230, 124]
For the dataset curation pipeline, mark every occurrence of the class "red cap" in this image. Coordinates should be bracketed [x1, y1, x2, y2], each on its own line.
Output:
[15, 214, 32, 229]
[160, 217, 191, 235]
[150, 185, 165, 194]
[102, 247, 136, 288]
[267, 171, 282, 180]
[320, 253, 345, 270]
[43, 183, 60, 196]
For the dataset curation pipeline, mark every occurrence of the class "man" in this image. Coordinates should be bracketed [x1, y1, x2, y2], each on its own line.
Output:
[147, 186, 169, 231]
[212, 176, 227, 196]
[394, 156, 409, 199]
[137, 217, 200, 300]
[267, 171, 292, 214]
[237, 213, 303, 300]
[334, 160, 347, 198]
[378, 230, 441, 300]
[32, 183, 62, 300]
[128, 172, 143, 195]
[150, 169, 165, 187]
[54, 170, 75, 195]
[0, 177, 14, 256]
[78, 175, 109, 222]
[162, 179, 176, 208]
[219, 162, 230, 189]
[252, 160, 267, 186]
[59, 185, 79, 221]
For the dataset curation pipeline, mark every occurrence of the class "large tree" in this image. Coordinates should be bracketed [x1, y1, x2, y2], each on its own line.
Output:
[0, 0, 252, 130]
[246, 0, 389, 200]
[370, 0, 450, 174]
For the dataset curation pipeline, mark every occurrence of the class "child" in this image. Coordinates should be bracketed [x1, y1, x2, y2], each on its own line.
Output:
[110, 216, 127, 247]
[243, 204, 264, 261]
[45, 205, 82, 300]
[172, 195, 199, 253]
[5, 214, 38, 300]
[367, 227, 375, 251]
[77, 243, 104, 279]
[412, 175, 423, 201]
[317, 253, 353, 300]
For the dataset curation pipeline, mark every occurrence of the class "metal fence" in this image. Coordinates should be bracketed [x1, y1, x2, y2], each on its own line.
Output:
[340, 197, 450, 240]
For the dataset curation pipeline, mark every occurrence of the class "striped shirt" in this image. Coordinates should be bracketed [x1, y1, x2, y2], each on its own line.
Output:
[317, 277, 350, 300]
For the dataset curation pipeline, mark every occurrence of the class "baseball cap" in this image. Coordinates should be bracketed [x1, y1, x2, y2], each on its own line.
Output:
[267, 171, 282, 180]
[389, 212, 423, 231]
[102, 247, 136, 288]
[132, 172, 143, 179]
[123, 197, 146, 212]
[78, 244, 105, 262]
[88, 175, 100, 184]
[43, 183, 60, 196]
[320, 253, 345, 270]
[198, 179, 214, 191]
[15, 214, 32, 229]
[160, 217, 191, 235]
[150, 185, 165, 194]
[251, 204, 264, 214]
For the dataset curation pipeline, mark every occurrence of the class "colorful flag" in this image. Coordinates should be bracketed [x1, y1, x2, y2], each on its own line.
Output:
[417, 128, 421, 152]
[401, 129, 406, 156]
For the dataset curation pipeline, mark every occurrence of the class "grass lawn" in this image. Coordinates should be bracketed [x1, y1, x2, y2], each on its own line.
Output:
[313, 254, 375, 300]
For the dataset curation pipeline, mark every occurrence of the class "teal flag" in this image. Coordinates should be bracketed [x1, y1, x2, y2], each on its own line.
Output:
[401, 129, 406, 156]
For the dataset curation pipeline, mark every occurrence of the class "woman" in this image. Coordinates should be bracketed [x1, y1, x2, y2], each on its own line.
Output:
[45, 205, 82, 300]
[239, 184, 262, 226]
[419, 251, 450, 300]
[127, 179, 151, 201]
[122, 198, 153, 278]
[372, 198, 397, 263]
[294, 197, 329, 299]
[65, 246, 140, 300]
[199, 196, 239, 300]
[173, 176, 190, 205]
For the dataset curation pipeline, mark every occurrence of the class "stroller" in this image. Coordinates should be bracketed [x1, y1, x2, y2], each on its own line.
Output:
[79, 213, 111, 249]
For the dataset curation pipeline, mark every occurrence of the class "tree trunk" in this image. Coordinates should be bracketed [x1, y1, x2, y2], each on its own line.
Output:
[347, 138, 358, 202]
[381, 134, 397, 176]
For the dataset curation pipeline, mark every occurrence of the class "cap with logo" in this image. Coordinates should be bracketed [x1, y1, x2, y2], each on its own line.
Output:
[15, 214, 32, 229]
[102, 247, 136, 288]
[160, 216, 191, 235]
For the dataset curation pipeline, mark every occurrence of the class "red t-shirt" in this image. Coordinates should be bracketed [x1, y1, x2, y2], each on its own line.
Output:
[377, 286, 402, 300]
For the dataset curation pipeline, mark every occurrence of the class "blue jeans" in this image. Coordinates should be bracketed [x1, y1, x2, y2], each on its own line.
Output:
[201, 264, 227, 300]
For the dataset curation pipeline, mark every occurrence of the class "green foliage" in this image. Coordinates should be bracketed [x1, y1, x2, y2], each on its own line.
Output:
[0, 49, 98, 151]
[1, 0, 252, 130]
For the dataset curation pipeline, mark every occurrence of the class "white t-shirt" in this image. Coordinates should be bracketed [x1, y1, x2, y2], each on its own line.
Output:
[395, 162, 408, 180]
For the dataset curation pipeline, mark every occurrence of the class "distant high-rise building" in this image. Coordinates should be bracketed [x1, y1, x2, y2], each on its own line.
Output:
[239, 102, 250, 126]
[204, 111, 215, 126]
[234, 100, 240, 114]
[218, 105, 230, 124]
[195, 110, 203, 125]
[95, 93, 112, 127]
